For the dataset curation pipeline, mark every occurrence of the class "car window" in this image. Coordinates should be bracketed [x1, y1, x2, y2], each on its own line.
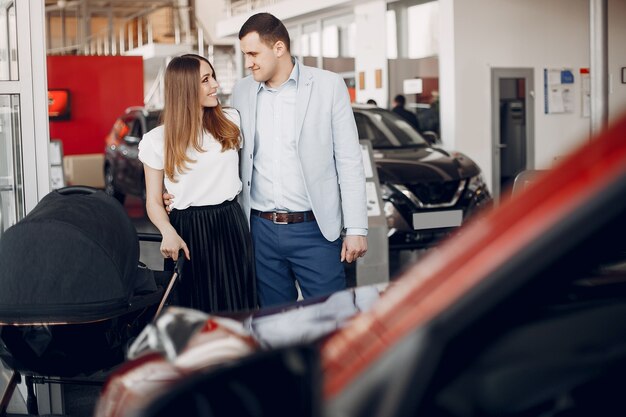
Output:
[146, 114, 161, 132]
[370, 108, 428, 146]
[129, 116, 142, 138]
[353, 112, 394, 147]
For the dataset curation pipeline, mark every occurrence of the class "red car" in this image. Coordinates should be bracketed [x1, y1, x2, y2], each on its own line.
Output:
[95, 113, 626, 417]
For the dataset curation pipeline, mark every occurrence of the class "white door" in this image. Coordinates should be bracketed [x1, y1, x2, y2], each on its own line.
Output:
[0, 0, 50, 238]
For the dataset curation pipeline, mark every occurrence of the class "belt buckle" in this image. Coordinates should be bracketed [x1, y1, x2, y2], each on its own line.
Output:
[272, 211, 289, 225]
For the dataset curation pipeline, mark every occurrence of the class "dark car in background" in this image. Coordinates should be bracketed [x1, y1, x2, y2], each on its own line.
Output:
[104, 105, 491, 250]
[104, 107, 161, 204]
[352, 104, 491, 249]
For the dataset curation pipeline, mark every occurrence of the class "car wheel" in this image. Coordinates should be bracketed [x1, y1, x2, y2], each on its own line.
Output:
[104, 165, 126, 205]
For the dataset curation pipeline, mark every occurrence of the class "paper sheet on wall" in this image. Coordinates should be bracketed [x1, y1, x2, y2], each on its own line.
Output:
[544, 68, 575, 114]
[548, 87, 565, 113]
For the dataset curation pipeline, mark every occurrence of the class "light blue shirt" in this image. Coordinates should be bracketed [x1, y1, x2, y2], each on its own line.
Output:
[250, 61, 311, 212]
[250, 59, 367, 237]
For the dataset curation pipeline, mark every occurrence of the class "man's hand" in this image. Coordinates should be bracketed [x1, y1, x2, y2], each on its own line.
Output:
[162, 192, 175, 214]
[341, 235, 368, 263]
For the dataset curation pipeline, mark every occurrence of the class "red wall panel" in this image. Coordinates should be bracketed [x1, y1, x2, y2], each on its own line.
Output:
[47, 56, 144, 155]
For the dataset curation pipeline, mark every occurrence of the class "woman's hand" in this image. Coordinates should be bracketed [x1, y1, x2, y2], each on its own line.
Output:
[160, 230, 190, 261]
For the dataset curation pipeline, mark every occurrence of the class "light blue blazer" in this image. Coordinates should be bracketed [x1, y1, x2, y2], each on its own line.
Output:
[232, 60, 367, 242]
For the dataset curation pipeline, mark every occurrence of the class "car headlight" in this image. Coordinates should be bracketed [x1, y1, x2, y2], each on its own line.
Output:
[467, 174, 487, 193]
[380, 183, 396, 200]
[379, 184, 412, 232]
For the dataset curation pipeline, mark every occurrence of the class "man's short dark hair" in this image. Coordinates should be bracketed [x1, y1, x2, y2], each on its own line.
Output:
[239, 13, 291, 52]
[394, 94, 406, 106]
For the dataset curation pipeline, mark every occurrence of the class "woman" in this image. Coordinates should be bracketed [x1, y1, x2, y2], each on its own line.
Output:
[138, 54, 256, 313]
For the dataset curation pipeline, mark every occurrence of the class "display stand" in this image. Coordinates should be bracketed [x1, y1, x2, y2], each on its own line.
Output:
[49, 139, 65, 190]
[355, 140, 389, 286]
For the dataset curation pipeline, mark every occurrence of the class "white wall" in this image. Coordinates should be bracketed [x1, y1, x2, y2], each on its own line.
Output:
[440, 0, 593, 191]
[195, 0, 221, 44]
[354, 0, 389, 106]
[608, 0, 626, 123]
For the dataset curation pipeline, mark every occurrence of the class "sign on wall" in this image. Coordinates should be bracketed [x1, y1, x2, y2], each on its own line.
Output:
[544, 68, 575, 114]
[580, 68, 590, 118]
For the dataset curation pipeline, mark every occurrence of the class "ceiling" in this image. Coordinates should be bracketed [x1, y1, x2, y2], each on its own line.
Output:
[44, 0, 181, 18]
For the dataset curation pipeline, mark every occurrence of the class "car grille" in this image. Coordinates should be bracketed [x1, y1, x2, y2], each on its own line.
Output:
[408, 180, 465, 208]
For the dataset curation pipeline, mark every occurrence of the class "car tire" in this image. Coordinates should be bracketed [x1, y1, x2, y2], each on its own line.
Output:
[104, 165, 126, 205]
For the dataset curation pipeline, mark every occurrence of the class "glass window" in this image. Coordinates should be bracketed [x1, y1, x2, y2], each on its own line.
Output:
[322, 15, 355, 58]
[354, 112, 393, 148]
[370, 108, 428, 146]
[146, 113, 161, 132]
[322, 25, 338, 58]
[302, 22, 319, 57]
[386, 10, 397, 59]
[129, 117, 142, 138]
[287, 26, 300, 57]
[0, 2, 19, 80]
[342, 22, 356, 58]
[0, 94, 24, 236]
[300, 33, 309, 57]
[407, 2, 439, 59]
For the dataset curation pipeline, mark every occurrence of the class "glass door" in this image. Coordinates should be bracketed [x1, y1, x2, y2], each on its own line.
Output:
[0, 94, 24, 235]
[0, 0, 50, 238]
[0, 1, 22, 237]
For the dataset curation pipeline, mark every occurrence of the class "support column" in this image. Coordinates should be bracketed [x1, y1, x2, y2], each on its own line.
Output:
[589, 0, 608, 134]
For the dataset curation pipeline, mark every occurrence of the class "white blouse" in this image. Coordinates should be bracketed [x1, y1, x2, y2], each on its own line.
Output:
[138, 108, 242, 210]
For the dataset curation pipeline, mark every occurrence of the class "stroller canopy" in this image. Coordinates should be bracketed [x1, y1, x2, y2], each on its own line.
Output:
[0, 190, 140, 323]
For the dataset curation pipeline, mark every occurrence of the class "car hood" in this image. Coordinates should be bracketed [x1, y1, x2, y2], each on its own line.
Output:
[373, 146, 481, 184]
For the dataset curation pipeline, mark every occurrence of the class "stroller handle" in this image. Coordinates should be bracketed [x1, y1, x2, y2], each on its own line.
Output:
[153, 249, 185, 321]
[174, 250, 185, 277]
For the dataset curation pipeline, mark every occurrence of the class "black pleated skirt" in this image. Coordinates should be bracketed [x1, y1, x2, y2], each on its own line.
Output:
[166, 199, 257, 314]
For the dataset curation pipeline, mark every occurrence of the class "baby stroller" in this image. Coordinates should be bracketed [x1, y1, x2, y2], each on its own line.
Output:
[0, 186, 182, 415]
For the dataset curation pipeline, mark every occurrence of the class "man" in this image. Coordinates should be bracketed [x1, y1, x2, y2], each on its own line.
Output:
[392, 94, 421, 132]
[168, 13, 368, 307]
[235, 12, 367, 307]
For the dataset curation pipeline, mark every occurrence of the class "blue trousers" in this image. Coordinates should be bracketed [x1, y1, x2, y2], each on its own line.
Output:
[250, 215, 346, 307]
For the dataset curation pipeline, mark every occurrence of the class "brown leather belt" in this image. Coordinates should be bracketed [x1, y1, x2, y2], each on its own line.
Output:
[251, 209, 316, 224]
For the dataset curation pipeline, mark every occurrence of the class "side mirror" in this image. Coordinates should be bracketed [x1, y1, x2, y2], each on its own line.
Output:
[421, 131, 441, 146]
[124, 136, 141, 145]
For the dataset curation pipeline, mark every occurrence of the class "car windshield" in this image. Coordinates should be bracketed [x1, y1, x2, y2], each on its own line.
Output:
[146, 113, 161, 131]
[354, 108, 428, 148]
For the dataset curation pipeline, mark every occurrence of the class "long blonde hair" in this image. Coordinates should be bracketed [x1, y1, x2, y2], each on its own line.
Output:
[162, 54, 240, 181]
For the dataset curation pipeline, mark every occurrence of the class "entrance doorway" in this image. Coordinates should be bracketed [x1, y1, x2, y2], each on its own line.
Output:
[491, 68, 535, 201]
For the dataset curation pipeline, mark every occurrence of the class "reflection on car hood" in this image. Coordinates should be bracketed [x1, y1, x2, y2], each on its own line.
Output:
[373, 146, 481, 183]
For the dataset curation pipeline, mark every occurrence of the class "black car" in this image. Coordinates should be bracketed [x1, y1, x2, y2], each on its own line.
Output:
[352, 104, 491, 249]
[104, 105, 491, 250]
